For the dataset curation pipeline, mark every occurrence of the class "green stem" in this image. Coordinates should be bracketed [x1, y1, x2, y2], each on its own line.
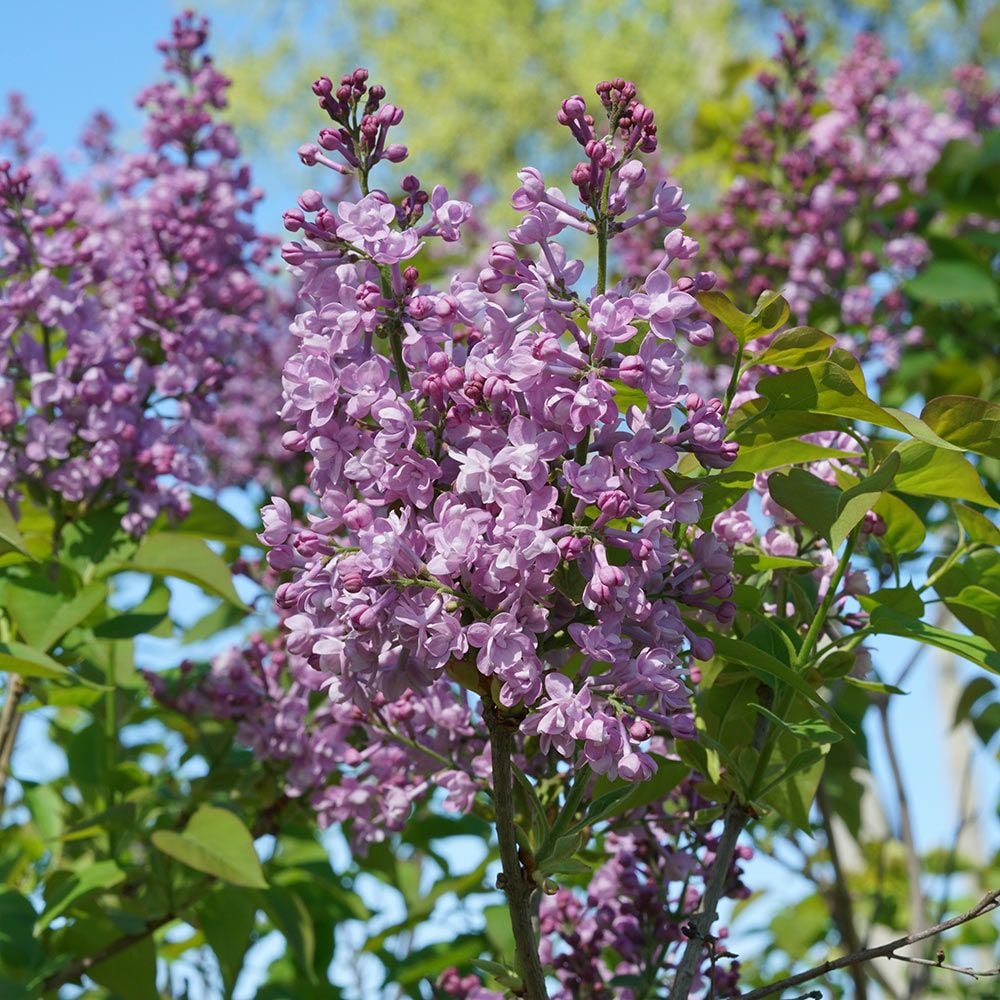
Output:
[919, 540, 972, 596]
[105, 685, 118, 854]
[378, 270, 410, 393]
[387, 319, 410, 392]
[542, 763, 591, 849]
[722, 344, 746, 418]
[485, 703, 548, 999]
[595, 163, 612, 297]
[796, 523, 864, 670]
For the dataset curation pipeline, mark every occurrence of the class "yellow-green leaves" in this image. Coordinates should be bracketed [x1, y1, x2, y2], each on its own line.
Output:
[0, 502, 28, 558]
[696, 288, 790, 345]
[768, 453, 900, 549]
[120, 534, 248, 610]
[891, 440, 999, 508]
[152, 806, 267, 889]
[921, 395, 1000, 459]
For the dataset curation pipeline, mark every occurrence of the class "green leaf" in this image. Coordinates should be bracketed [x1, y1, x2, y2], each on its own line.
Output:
[483, 904, 516, 956]
[115, 534, 248, 609]
[756, 363, 901, 431]
[746, 289, 791, 340]
[166, 494, 261, 549]
[728, 439, 856, 474]
[258, 887, 316, 982]
[0, 640, 72, 680]
[198, 886, 258, 995]
[39, 860, 125, 929]
[614, 384, 648, 414]
[955, 506, 1000, 545]
[0, 890, 41, 973]
[696, 289, 751, 341]
[905, 260, 999, 307]
[857, 584, 925, 619]
[749, 703, 842, 745]
[732, 398, 845, 446]
[59, 503, 137, 576]
[49, 905, 157, 1000]
[0, 502, 29, 557]
[828, 452, 900, 549]
[544, 856, 593, 875]
[920, 396, 1000, 459]
[732, 551, 816, 573]
[752, 326, 836, 369]
[759, 746, 826, 797]
[24, 783, 64, 843]
[182, 600, 246, 645]
[756, 363, 958, 451]
[954, 676, 994, 726]
[586, 757, 690, 826]
[842, 677, 907, 696]
[152, 806, 267, 889]
[868, 606, 1000, 674]
[891, 440, 998, 508]
[695, 470, 755, 521]
[767, 468, 840, 538]
[768, 893, 830, 955]
[942, 585, 1000, 650]
[873, 492, 926, 555]
[94, 581, 172, 639]
[5, 578, 107, 651]
[930, 550, 1000, 650]
[390, 935, 485, 989]
[89, 932, 158, 1000]
[701, 631, 852, 735]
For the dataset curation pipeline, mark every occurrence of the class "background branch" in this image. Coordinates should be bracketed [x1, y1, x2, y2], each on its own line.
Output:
[738, 889, 1000, 1000]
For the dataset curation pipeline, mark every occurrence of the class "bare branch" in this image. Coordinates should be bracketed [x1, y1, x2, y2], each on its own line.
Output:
[738, 889, 1000, 1000]
[890, 953, 999, 979]
[0, 675, 26, 805]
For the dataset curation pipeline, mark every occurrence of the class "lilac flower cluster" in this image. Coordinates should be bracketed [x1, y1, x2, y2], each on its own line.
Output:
[195, 288, 302, 493]
[266, 73, 738, 785]
[0, 12, 271, 531]
[678, 17, 986, 378]
[146, 633, 488, 850]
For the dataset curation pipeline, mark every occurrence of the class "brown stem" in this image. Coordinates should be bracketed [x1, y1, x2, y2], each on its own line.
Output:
[38, 796, 289, 992]
[670, 686, 773, 999]
[670, 798, 748, 999]
[485, 702, 547, 999]
[738, 889, 1000, 999]
[40, 911, 176, 993]
[0, 674, 26, 805]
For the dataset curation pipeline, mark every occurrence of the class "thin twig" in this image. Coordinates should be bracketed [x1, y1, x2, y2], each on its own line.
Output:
[40, 912, 176, 992]
[738, 889, 1000, 999]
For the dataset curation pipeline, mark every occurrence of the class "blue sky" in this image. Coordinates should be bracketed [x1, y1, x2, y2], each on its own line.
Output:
[2, 2, 997, 993]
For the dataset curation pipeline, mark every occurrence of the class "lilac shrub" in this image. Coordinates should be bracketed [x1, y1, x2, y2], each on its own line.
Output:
[0, 12, 272, 531]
